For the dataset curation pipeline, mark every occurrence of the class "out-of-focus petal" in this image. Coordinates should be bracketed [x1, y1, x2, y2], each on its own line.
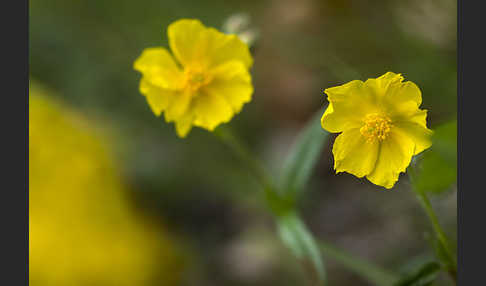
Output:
[205, 60, 253, 113]
[133, 47, 182, 89]
[164, 90, 193, 122]
[192, 92, 234, 131]
[139, 78, 177, 116]
[168, 19, 252, 69]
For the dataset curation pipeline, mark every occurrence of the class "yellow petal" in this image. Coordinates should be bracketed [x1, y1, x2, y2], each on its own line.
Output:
[164, 90, 193, 122]
[133, 47, 182, 89]
[385, 83, 432, 155]
[407, 108, 428, 127]
[364, 72, 404, 98]
[332, 128, 379, 178]
[139, 78, 176, 116]
[379, 71, 404, 80]
[383, 79, 425, 123]
[167, 19, 206, 67]
[192, 92, 234, 131]
[385, 80, 422, 107]
[175, 112, 194, 138]
[203, 28, 253, 69]
[320, 103, 334, 130]
[366, 130, 415, 189]
[204, 61, 253, 113]
[390, 102, 428, 126]
[168, 19, 252, 69]
[394, 121, 433, 155]
[322, 80, 377, 133]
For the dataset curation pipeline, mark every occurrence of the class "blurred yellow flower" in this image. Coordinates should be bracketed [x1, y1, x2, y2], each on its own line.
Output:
[29, 82, 184, 286]
[321, 72, 433, 189]
[134, 19, 254, 138]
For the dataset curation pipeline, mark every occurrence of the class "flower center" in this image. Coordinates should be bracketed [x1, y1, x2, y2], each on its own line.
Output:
[360, 113, 393, 142]
[182, 67, 212, 92]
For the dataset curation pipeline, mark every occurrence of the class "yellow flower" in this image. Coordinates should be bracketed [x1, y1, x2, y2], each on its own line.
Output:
[321, 72, 433, 189]
[29, 82, 184, 286]
[134, 19, 254, 138]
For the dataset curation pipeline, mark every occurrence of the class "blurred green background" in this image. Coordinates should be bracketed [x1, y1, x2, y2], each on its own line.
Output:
[29, 0, 457, 285]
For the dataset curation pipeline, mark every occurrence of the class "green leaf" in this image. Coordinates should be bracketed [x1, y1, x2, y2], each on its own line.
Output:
[415, 120, 457, 194]
[319, 241, 398, 286]
[393, 261, 441, 286]
[279, 108, 330, 198]
[277, 211, 326, 284]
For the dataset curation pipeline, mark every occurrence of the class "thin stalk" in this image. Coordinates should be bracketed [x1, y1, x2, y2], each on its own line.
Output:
[214, 126, 320, 282]
[319, 240, 398, 286]
[408, 164, 457, 283]
[213, 126, 397, 285]
[213, 125, 274, 192]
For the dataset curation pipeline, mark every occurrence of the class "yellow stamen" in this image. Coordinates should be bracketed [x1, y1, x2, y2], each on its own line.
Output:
[181, 66, 212, 92]
[360, 113, 393, 143]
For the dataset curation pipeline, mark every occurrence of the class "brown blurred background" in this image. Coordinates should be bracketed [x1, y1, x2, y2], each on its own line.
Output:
[29, 0, 457, 285]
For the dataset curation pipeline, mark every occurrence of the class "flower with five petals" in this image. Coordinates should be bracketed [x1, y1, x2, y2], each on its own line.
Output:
[134, 19, 254, 137]
[321, 72, 433, 189]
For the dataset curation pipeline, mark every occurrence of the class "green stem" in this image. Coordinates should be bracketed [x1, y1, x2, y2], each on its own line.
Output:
[214, 125, 397, 285]
[214, 126, 320, 282]
[213, 126, 296, 215]
[408, 163, 457, 283]
[319, 240, 398, 286]
[213, 125, 274, 192]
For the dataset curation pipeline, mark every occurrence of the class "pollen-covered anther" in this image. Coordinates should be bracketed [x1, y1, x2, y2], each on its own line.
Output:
[360, 113, 393, 142]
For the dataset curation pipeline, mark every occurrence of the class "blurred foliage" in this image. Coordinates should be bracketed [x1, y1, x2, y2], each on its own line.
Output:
[222, 12, 260, 47]
[29, 0, 457, 198]
[279, 110, 330, 199]
[29, 83, 184, 286]
[393, 261, 441, 286]
[273, 111, 331, 284]
[30, 0, 457, 285]
[415, 120, 457, 194]
[277, 211, 326, 284]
